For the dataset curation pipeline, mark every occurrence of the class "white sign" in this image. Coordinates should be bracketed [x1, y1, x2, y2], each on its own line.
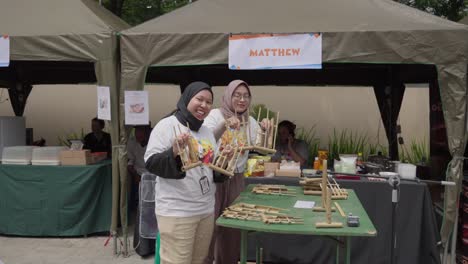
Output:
[125, 91, 149, 125]
[97, 86, 111, 121]
[293, 200, 315, 209]
[0, 35, 10, 67]
[229, 33, 322, 70]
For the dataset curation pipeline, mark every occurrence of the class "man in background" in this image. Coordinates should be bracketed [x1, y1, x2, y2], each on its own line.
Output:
[83, 117, 112, 158]
[127, 125, 152, 209]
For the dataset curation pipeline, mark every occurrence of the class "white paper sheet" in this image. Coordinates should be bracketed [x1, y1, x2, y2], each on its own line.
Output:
[294, 200, 315, 209]
[0, 35, 10, 67]
[97, 86, 111, 120]
[125, 91, 149, 125]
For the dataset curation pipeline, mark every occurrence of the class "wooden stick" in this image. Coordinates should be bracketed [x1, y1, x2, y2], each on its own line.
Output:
[334, 202, 346, 217]
[265, 110, 269, 148]
[245, 115, 251, 146]
[273, 111, 279, 148]
[333, 178, 348, 196]
[257, 107, 262, 123]
[321, 160, 328, 207]
[316, 222, 343, 228]
[173, 126, 186, 167]
[267, 118, 274, 149]
[315, 186, 343, 228]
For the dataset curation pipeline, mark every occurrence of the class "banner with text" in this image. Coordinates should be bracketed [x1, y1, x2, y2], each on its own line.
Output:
[0, 35, 10, 67]
[229, 33, 322, 70]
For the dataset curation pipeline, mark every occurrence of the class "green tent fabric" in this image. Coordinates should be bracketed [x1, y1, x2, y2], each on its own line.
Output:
[120, 0, 468, 246]
[459, 16, 468, 25]
[0, 0, 129, 248]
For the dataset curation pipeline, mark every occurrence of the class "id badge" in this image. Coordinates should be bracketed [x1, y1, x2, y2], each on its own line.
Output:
[199, 176, 210, 195]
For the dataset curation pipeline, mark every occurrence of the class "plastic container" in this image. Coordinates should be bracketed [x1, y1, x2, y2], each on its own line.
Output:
[32, 146, 67, 165]
[2, 146, 36, 165]
[379, 171, 398, 178]
[340, 154, 358, 174]
[397, 163, 417, 179]
[334, 159, 342, 172]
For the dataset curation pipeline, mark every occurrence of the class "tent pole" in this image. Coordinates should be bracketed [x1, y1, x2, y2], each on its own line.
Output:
[113, 231, 117, 255]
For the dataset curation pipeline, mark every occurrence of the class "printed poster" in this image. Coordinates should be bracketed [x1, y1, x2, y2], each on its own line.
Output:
[0, 35, 10, 67]
[125, 90, 149, 125]
[97, 86, 111, 120]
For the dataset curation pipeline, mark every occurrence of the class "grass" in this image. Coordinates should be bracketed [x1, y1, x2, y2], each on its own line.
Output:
[366, 141, 389, 160]
[327, 129, 368, 161]
[399, 138, 429, 164]
[250, 104, 277, 121]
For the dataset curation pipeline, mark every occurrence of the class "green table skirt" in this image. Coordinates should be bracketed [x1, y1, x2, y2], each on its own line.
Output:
[0, 160, 112, 236]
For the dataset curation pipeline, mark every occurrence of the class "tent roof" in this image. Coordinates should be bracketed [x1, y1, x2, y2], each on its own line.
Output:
[0, 0, 129, 36]
[124, 0, 465, 34]
[459, 16, 468, 25]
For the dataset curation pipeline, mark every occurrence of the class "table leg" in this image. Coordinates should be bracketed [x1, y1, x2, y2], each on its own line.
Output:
[336, 237, 351, 264]
[256, 242, 261, 264]
[336, 240, 340, 264]
[345, 237, 351, 264]
[240, 230, 248, 264]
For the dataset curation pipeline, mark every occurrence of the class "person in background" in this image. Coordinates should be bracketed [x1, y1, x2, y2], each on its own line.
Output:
[273, 120, 309, 167]
[204, 80, 270, 264]
[83, 117, 112, 158]
[127, 125, 152, 209]
[145, 81, 230, 264]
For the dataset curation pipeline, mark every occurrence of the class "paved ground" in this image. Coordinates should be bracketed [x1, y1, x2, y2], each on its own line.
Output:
[0, 233, 153, 264]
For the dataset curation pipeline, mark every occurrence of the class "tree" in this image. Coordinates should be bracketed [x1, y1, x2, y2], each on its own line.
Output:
[102, 0, 466, 25]
[398, 0, 467, 21]
[101, 0, 190, 26]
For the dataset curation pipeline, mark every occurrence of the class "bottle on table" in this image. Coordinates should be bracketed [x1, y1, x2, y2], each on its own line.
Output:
[356, 152, 364, 173]
[313, 157, 320, 170]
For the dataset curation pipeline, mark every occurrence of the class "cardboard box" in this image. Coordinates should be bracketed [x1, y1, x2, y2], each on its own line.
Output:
[91, 152, 107, 163]
[60, 150, 92, 165]
[264, 162, 280, 176]
[275, 169, 301, 177]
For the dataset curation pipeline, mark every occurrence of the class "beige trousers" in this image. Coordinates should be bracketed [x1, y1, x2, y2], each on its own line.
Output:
[157, 213, 214, 264]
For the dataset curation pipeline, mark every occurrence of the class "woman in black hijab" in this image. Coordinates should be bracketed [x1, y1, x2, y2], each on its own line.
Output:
[144, 81, 222, 264]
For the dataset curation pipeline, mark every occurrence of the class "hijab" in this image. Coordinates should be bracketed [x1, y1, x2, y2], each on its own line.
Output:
[220, 80, 251, 120]
[174, 81, 213, 132]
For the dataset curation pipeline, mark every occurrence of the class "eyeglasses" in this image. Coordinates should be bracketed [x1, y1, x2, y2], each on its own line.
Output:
[232, 93, 251, 101]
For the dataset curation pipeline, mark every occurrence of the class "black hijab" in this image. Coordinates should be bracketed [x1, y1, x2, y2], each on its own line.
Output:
[174, 81, 213, 132]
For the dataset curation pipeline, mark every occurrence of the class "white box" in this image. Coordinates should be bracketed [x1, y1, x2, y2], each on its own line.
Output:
[2, 146, 36, 165]
[32, 146, 68, 166]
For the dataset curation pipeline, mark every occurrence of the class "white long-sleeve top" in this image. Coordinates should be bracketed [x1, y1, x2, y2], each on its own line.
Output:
[144, 115, 217, 217]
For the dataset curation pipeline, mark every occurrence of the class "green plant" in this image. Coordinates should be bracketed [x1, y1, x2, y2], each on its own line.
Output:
[296, 125, 320, 165]
[399, 138, 429, 164]
[366, 142, 389, 160]
[250, 104, 277, 121]
[57, 129, 85, 147]
[327, 129, 368, 161]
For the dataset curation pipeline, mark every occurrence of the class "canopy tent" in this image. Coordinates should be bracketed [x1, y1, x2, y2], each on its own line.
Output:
[0, 0, 129, 252]
[459, 16, 468, 25]
[120, 0, 468, 258]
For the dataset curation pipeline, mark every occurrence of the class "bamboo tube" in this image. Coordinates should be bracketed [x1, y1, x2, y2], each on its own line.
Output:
[273, 111, 280, 148]
[173, 126, 187, 167]
[321, 160, 328, 207]
[334, 202, 346, 217]
[264, 110, 269, 148]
